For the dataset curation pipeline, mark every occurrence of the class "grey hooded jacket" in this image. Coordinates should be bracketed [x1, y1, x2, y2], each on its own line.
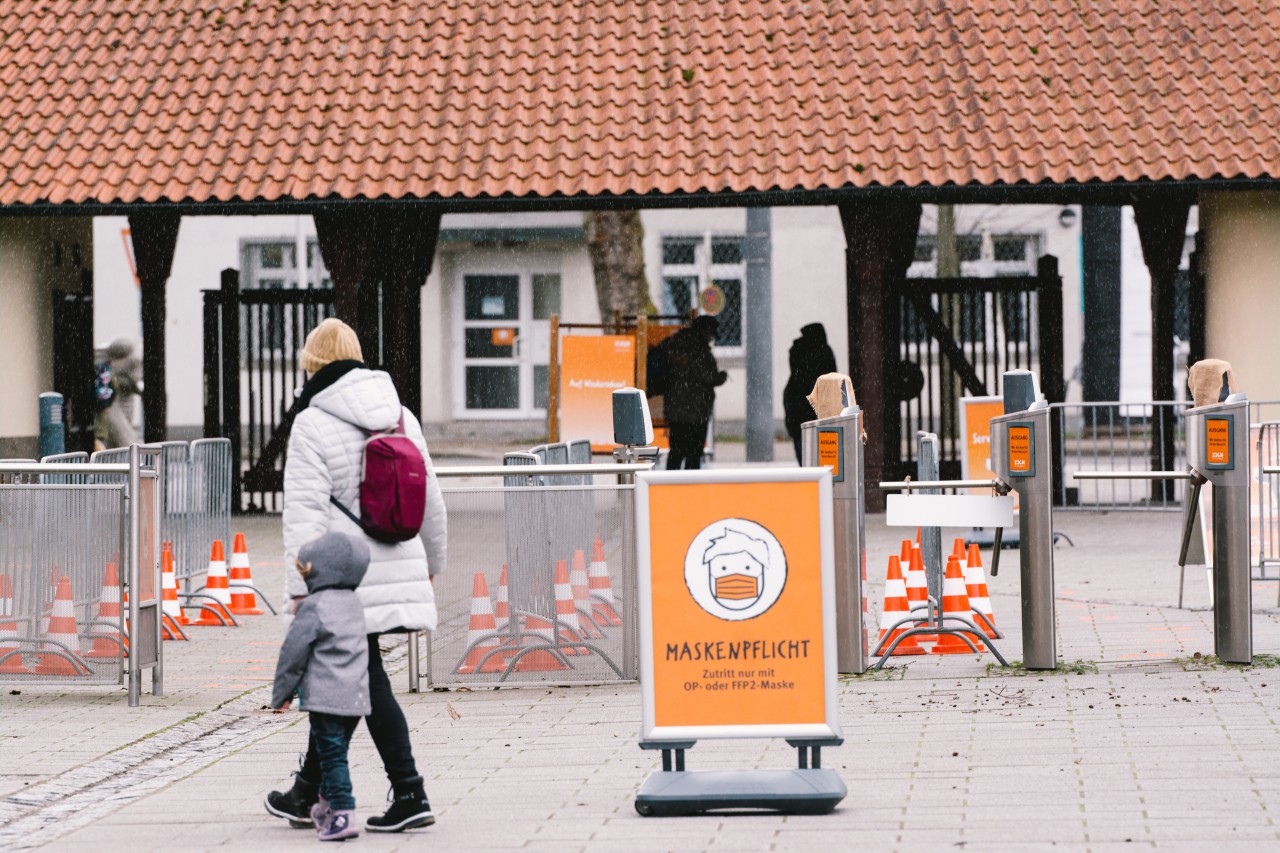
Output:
[271, 534, 372, 717]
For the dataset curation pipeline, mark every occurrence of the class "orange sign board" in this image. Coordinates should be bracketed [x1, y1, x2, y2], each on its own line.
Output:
[1205, 417, 1232, 468]
[817, 430, 842, 481]
[560, 335, 635, 452]
[637, 471, 840, 741]
[960, 397, 1002, 488]
[1007, 425, 1033, 476]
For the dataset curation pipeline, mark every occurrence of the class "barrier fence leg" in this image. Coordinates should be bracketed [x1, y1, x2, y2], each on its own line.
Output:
[407, 631, 420, 693]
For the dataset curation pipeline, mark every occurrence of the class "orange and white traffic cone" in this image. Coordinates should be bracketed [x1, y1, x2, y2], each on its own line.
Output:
[965, 543, 998, 639]
[163, 543, 188, 626]
[0, 574, 31, 675]
[161, 548, 187, 641]
[861, 545, 870, 653]
[904, 547, 935, 644]
[553, 560, 588, 655]
[932, 555, 985, 655]
[899, 539, 913, 565]
[35, 576, 85, 675]
[456, 573, 507, 674]
[227, 533, 263, 616]
[194, 541, 235, 627]
[877, 555, 925, 655]
[512, 613, 570, 672]
[569, 550, 605, 637]
[494, 564, 511, 630]
[588, 537, 623, 627]
[85, 562, 127, 659]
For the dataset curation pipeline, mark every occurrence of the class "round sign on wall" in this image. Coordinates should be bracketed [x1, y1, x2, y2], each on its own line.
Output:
[698, 285, 726, 316]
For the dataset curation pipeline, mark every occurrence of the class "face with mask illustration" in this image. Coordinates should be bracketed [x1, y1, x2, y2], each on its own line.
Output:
[703, 529, 770, 611]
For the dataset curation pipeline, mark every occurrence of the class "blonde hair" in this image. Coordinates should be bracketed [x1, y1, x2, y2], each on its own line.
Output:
[299, 318, 363, 374]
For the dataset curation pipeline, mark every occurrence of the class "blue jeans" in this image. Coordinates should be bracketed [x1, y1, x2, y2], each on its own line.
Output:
[310, 712, 360, 811]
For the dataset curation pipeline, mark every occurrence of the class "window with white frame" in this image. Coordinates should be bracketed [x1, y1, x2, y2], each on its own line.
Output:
[660, 234, 745, 350]
[240, 239, 331, 290]
[239, 238, 333, 354]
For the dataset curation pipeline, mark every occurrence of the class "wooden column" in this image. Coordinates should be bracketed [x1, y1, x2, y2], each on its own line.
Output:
[127, 211, 181, 444]
[314, 208, 441, 418]
[839, 200, 922, 513]
[1134, 200, 1191, 500]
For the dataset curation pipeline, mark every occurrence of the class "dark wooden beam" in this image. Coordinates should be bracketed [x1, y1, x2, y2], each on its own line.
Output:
[314, 208, 441, 418]
[1134, 200, 1191, 501]
[839, 200, 922, 512]
[127, 212, 181, 444]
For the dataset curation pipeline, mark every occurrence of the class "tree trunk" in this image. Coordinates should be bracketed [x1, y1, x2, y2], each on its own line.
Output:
[584, 210, 647, 323]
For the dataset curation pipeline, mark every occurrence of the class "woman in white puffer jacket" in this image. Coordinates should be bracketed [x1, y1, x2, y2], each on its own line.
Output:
[265, 318, 445, 834]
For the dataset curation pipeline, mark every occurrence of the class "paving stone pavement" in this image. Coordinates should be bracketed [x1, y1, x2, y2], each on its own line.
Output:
[3, 508, 1280, 851]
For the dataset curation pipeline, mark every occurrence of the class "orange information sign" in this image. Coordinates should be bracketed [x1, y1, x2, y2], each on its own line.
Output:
[1205, 417, 1233, 469]
[636, 470, 840, 741]
[560, 335, 635, 452]
[1007, 424, 1034, 476]
[817, 430, 842, 482]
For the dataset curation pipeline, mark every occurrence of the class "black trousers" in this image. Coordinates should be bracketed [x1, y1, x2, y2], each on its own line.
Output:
[301, 634, 419, 788]
[666, 421, 709, 470]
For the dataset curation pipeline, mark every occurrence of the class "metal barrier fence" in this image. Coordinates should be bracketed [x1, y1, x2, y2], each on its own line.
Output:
[187, 439, 233, 586]
[89, 439, 231, 589]
[1053, 402, 1189, 511]
[1052, 402, 1280, 575]
[421, 463, 645, 689]
[0, 455, 163, 705]
[1256, 422, 1280, 580]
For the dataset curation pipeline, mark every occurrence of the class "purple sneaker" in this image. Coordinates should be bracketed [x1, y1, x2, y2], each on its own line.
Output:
[310, 795, 331, 833]
[318, 810, 359, 842]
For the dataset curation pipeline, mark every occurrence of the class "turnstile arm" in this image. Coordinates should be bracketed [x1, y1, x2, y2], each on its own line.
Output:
[1178, 475, 1208, 569]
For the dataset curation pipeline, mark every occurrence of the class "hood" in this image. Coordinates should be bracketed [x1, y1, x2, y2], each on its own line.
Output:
[298, 532, 370, 593]
[799, 323, 828, 345]
[310, 368, 404, 432]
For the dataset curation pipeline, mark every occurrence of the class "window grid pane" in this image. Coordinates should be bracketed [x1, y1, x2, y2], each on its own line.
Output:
[710, 236, 743, 264]
[713, 278, 742, 347]
[662, 238, 697, 265]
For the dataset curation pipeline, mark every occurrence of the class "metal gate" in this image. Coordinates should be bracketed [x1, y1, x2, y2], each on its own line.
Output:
[202, 269, 336, 512]
[892, 255, 1064, 480]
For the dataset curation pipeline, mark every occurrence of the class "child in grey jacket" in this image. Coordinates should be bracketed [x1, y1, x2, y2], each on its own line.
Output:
[272, 532, 372, 841]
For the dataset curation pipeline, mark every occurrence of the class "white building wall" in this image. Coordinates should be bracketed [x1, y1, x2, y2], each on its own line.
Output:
[1201, 191, 1280, 401]
[0, 217, 93, 454]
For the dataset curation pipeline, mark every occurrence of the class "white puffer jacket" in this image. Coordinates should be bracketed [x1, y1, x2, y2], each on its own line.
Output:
[282, 369, 445, 634]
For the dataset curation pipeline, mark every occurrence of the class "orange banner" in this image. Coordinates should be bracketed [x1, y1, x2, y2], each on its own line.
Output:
[560, 335, 635, 452]
[645, 480, 828, 730]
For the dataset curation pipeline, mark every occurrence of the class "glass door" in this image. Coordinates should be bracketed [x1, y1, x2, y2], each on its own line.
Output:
[457, 270, 561, 418]
[462, 274, 523, 413]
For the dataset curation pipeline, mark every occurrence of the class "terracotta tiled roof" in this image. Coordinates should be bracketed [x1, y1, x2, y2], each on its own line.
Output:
[1, 2, 1278, 207]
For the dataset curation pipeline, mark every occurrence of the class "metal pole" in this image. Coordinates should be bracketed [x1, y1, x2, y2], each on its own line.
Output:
[745, 207, 774, 461]
[127, 444, 141, 707]
[1018, 407, 1057, 670]
[407, 631, 420, 693]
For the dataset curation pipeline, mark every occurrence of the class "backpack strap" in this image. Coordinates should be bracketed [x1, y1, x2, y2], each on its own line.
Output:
[329, 494, 364, 530]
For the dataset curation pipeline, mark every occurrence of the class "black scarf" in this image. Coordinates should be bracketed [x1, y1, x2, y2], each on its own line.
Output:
[293, 360, 364, 414]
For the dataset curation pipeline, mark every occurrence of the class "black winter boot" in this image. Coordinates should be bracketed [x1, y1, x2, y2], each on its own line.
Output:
[365, 775, 435, 832]
[265, 770, 321, 828]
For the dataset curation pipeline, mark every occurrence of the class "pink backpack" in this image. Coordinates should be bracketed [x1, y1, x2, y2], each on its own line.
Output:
[329, 411, 428, 543]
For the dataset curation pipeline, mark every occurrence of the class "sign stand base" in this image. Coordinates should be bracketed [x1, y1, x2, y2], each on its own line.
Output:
[635, 740, 846, 817]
